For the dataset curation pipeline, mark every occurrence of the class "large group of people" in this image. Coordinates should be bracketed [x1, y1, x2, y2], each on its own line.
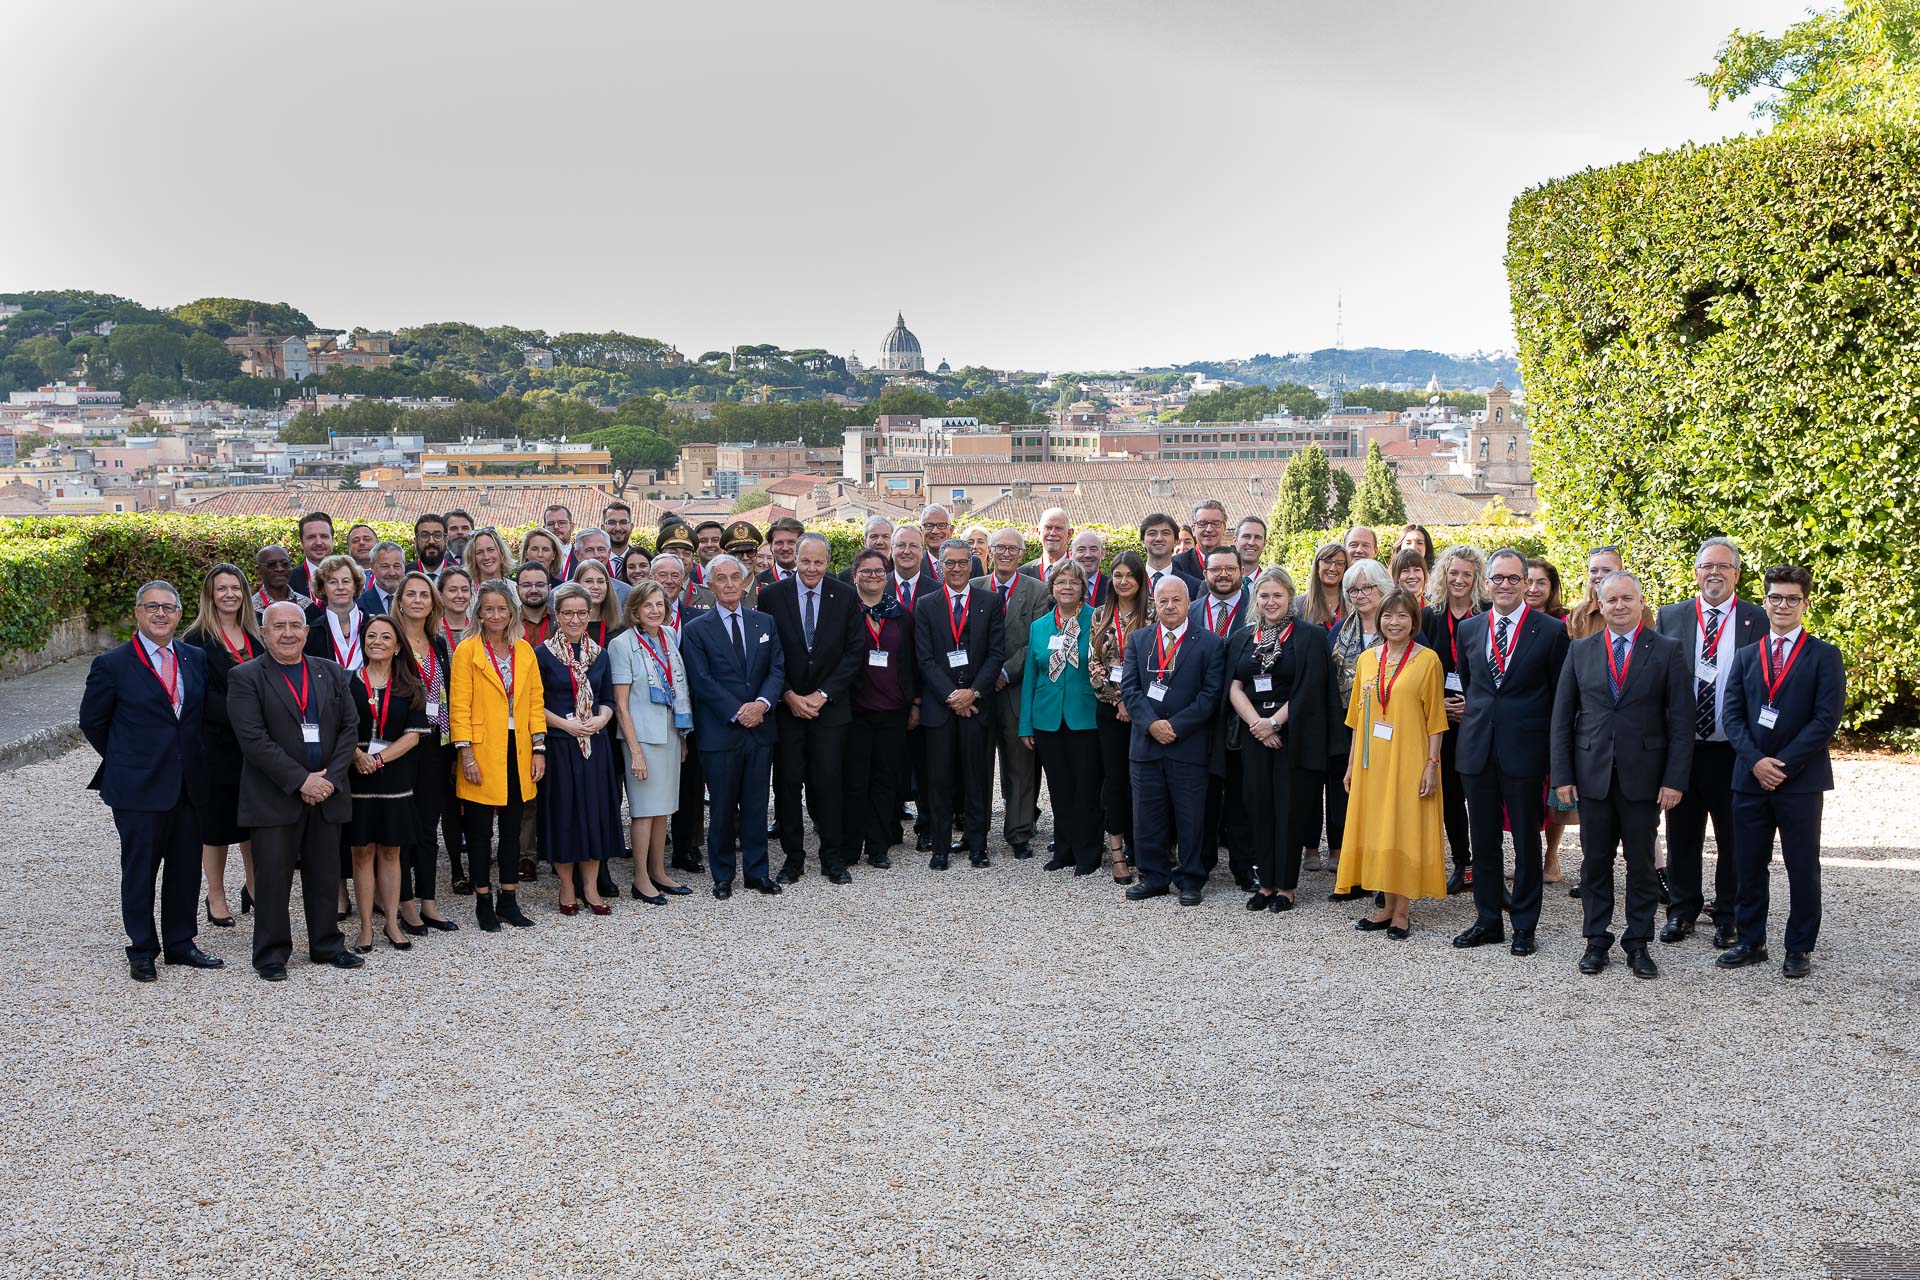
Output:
[81, 499, 1845, 986]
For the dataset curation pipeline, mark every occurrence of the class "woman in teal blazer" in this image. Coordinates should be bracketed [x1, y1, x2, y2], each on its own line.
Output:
[1019, 562, 1104, 875]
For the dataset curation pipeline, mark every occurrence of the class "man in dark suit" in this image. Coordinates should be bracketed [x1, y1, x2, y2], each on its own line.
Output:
[976, 528, 1051, 858]
[757, 516, 805, 588]
[1453, 547, 1571, 956]
[408, 513, 450, 581]
[226, 601, 364, 981]
[760, 532, 864, 883]
[918, 506, 982, 581]
[1139, 511, 1204, 602]
[1066, 530, 1110, 609]
[288, 510, 334, 598]
[1656, 536, 1768, 946]
[1189, 545, 1254, 881]
[356, 541, 407, 616]
[1169, 499, 1229, 581]
[915, 537, 1007, 869]
[680, 553, 786, 898]
[80, 580, 223, 982]
[1121, 572, 1225, 906]
[1718, 565, 1845, 979]
[1016, 507, 1073, 581]
[889, 526, 936, 848]
[1552, 571, 1695, 979]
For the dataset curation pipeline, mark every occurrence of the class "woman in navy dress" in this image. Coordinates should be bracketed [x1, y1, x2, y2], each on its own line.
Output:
[535, 583, 624, 915]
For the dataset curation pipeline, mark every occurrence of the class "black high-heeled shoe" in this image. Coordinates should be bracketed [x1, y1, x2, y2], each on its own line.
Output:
[421, 914, 459, 932]
[206, 899, 235, 928]
[399, 918, 430, 937]
[659, 883, 693, 896]
[386, 933, 413, 951]
[240, 886, 253, 914]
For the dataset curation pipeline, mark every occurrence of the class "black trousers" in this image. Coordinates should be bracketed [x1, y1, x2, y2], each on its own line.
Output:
[1577, 773, 1661, 948]
[671, 731, 707, 869]
[1233, 744, 1298, 892]
[461, 732, 525, 891]
[251, 805, 347, 970]
[924, 712, 993, 856]
[1095, 704, 1132, 842]
[402, 738, 448, 902]
[111, 795, 202, 961]
[1296, 749, 1350, 858]
[844, 704, 909, 859]
[775, 709, 850, 871]
[1131, 756, 1208, 893]
[1465, 768, 1546, 933]
[1663, 740, 1737, 926]
[1203, 754, 1250, 879]
[1034, 727, 1102, 871]
[1439, 727, 1470, 870]
[1734, 789, 1824, 952]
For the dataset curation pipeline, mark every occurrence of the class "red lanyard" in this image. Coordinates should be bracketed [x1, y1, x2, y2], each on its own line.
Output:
[1153, 627, 1184, 677]
[1210, 594, 1242, 636]
[1445, 607, 1465, 667]
[1604, 623, 1641, 692]
[948, 591, 970, 648]
[1489, 604, 1528, 677]
[1256, 622, 1294, 647]
[443, 620, 461, 650]
[594, 620, 607, 648]
[1054, 606, 1078, 631]
[133, 639, 181, 709]
[995, 576, 1015, 604]
[1759, 632, 1804, 703]
[527, 614, 551, 647]
[280, 659, 310, 719]
[219, 625, 253, 665]
[1696, 598, 1728, 660]
[637, 632, 673, 688]
[864, 615, 885, 648]
[1086, 571, 1101, 602]
[1326, 607, 1344, 633]
[329, 611, 360, 668]
[482, 637, 514, 698]
[1376, 643, 1413, 715]
[415, 643, 439, 698]
[361, 669, 392, 740]
[666, 602, 682, 636]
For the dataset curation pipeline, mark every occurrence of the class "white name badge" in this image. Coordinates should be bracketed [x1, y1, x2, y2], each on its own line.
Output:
[947, 648, 969, 669]
[301, 722, 321, 744]
[1108, 671, 1121, 685]
[1372, 721, 1394, 741]
[1252, 674, 1274, 694]
[1048, 635, 1066, 652]
[1147, 681, 1168, 702]
[425, 701, 440, 718]
[868, 650, 890, 668]
[368, 738, 388, 755]
[1757, 705, 1780, 729]
[1696, 660, 1719, 684]
[1445, 671, 1464, 692]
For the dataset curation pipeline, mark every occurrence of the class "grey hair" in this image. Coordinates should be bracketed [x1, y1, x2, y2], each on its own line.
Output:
[705, 553, 746, 579]
[651, 553, 683, 575]
[989, 526, 1025, 546]
[1598, 570, 1645, 596]
[135, 579, 181, 608]
[939, 537, 972, 556]
[1341, 557, 1394, 606]
[796, 531, 832, 555]
[919, 503, 949, 522]
[261, 599, 306, 625]
[574, 527, 610, 549]
[373, 540, 405, 560]
[864, 514, 895, 535]
[1695, 536, 1741, 570]
[547, 582, 592, 614]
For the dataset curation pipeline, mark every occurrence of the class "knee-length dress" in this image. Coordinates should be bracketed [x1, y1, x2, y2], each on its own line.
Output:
[606, 627, 693, 818]
[535, 640, 626, 862]
[349, 670, 430, 848]
[1335, 643, 1449, 900]
[185, 626, 253, 846]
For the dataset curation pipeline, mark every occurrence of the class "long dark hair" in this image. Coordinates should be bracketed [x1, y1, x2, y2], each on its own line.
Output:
[1098, 550, 1150, 636]
[357, 614, 426, 705]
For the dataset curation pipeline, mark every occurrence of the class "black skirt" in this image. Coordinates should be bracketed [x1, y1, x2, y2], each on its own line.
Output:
[201, 779, 248, 848]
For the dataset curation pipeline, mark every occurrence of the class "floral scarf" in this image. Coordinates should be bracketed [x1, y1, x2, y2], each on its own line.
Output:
[1330, 611, 1381, 701]
[545, 634, 602, 758]
[1048, 607, 1083, 682]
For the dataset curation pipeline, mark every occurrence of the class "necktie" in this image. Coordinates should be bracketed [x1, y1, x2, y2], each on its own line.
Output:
[1162, 631, 1177, 674]
[1609, 633, 1628, 701]
[1215, 600, 1229, 634]
[803, 589, 816, 650]
[1773, 638, 1787, 679]
[999, 578, 1012, 604]
[730, 610, 747, 670]
[1493, 614, 1510, 689]
[158, 645, 181, 718]
[1695, 606, 1721, 739]
[1152, 570, 1164, 592]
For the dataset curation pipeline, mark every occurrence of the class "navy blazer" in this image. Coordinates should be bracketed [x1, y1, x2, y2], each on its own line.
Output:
[80, 638, 210, 813]
[912, 584, 1007, 728]
[1723, 632, 1845, 795]
[1120, 622, 1225, 767]
[1143, 562, 1204, 603]
[680, 603, 785, 752]
[1188, 586, 1253, 639]
[356, 584, 395, 617]
[1549, 627, 1696, 802]
[1454, 606, 1570, 778]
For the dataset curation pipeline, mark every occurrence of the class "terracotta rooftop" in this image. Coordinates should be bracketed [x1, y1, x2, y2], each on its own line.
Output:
[177, 484, 630, 527]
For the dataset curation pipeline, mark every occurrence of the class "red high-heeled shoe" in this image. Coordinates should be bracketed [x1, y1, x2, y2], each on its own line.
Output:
[557, 901, 579, 917]
[586, 901, 612, 916]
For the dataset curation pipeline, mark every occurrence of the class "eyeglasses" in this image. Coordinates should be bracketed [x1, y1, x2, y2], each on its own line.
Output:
[1488, 574, 1524, 586]
[136, 602, 180, 613]
[854, 568, 887, 577]
[1192, 519, 1226, 531]
[1697, 561, 1737, 573]
[1348, 584, 1378, 596]
[1764, 593, 1806, 607]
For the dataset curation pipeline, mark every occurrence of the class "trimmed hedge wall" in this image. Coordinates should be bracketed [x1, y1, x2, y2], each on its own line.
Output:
[1509, 122, 1917, 727]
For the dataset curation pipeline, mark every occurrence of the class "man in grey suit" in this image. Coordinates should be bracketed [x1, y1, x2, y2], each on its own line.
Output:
[975, 527, 1052, 858]
[1655, 536, 1767, 947]
[1551, 572, 1695, 980]
[227, 601, 365, 981]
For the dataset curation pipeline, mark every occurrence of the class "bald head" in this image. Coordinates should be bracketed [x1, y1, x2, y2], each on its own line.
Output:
[262, 600, 309, 661]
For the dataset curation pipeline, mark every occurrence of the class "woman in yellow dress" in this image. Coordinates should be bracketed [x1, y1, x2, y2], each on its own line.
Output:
[1336, 587, 1448, 938]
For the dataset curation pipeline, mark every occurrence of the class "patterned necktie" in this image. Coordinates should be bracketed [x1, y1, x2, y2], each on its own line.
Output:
[1492, 614, 1510, 689]
[730, 610, 747, 670]
[158, 645, 182, 718]
[1609, 633, 1628, 701]
[1773, 638, 1787, 682]
[1695, 606, 1721, 739]
[1215, 600, 1228, 634]
[803, 589, 816, 650]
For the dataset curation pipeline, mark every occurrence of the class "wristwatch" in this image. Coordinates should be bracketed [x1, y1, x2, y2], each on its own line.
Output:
[1268, 715, 1282, 734]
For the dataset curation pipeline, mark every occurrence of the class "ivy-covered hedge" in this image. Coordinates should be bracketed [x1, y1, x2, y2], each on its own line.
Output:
[0, 532, 88, 656]
[1509, 122, 1917, 728]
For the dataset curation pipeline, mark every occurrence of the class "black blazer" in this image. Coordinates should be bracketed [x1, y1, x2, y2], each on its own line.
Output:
[227, 654, 359, 827]
[922, 552, 983, 583]
[913, 585, 1006, 728]
[1655, 595, 1766, 733]
[182, 627, 258, 781]
[1215, 622, 1340, 775]
[1550, 627, 1695, 802]
[758, 574, 864, 725]
[1142, 562, 1204, 604]
[1455, 606, 1570, 778]
[1420, 603, 1484, 682]
[79, 639, 210, 813]
[1723, 632, 1845, 795]
[304, 605, 368, 667]
[1120, 622, 1225, 767]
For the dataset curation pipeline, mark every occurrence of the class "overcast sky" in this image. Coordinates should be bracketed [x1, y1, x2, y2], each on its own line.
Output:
[3, 0, 1810, 370]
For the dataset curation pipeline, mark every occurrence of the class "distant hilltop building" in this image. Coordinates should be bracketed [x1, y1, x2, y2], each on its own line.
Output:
[878, 312, 925, 373]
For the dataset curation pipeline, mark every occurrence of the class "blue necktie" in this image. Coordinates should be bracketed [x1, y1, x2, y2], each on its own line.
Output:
[1609, 634, 1628, 702]
[803, 589, 816, 650]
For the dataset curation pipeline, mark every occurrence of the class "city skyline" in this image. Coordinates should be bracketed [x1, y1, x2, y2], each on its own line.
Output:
[3, 0, 1810, 370]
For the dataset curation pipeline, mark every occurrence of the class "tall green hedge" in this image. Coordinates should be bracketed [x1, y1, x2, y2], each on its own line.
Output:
[1509, 121, 1917, 727]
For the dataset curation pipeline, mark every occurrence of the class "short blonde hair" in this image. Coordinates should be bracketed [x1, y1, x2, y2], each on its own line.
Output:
[314, 553, 363, 597]
[471, 578, 524, 646]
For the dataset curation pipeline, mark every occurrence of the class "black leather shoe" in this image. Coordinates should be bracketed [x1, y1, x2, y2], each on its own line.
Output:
[1445, 866, 1468, 896]
[1386, 924, 1410, 940]
[1659, 917, 1694, 944]
[423, 914, 459, 931]
[256, 963, 287, 982]
[1711, 924, 1737, 949]
[1178, 889, 1203, 906]
[714, 883, 734, 900]
[1626, 947, 1659, 980]
[1578, 943, 1610, 975]
[746, 877, 783, 895]
[1782, 951, 1811, 979]
[1452, 924, 1505, 949]
[1510, 931, 1537, 957]
[867, 853, 892, 869]
[129, 956, 158, 983]
[325, 952, 366, 970]
[399, 919, 430, 937]
[776, 863, 803, 885]
[1044, 855, 1074, 871]
[660, 883, 693, 896]
[1716, 943, 1769, 969]
[826, 868, 853, 885]
[206, 899, 235, 927]
[1270, 894, 1296, 912]
[1327, 888, 1365, 901]
[1125, 883, 1170, 901]
[916, 834, 933, 852]
[1011, 842, 1033, 860]
[968, 852, 991, 868]
[1246, 893, 1271, 911]
[164, 945, 225, 969]
[1355, 916, 1393, 932]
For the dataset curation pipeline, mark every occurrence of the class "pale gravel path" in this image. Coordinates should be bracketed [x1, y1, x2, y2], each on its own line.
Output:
[2, 748, 1916, 1280]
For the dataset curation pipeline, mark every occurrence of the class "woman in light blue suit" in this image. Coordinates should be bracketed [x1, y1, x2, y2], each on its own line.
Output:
[609, 580, 694, 903]
[1019, 561, 1104, 876]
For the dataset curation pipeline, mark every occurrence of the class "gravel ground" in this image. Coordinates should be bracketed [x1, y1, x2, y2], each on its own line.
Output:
[2, 747, 1916, 1280]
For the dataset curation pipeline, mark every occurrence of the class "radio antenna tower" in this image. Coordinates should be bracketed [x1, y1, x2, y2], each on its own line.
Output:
[1328, 292, 1347, 414]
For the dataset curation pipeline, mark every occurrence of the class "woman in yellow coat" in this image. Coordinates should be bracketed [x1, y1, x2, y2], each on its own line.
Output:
[451, 579, 547, 932]
[1336, 587, 1448, 938]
